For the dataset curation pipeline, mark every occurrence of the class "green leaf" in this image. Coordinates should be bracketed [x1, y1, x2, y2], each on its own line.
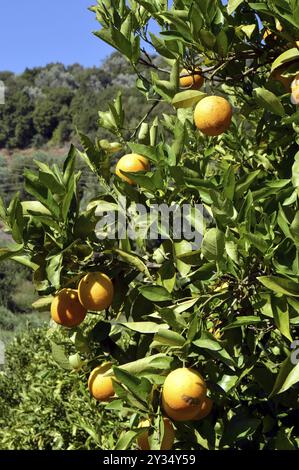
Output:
[113, 367, 152, 403]
[114, 248, 152, 279]
[235, 171, 260, 199]
[21, 201, 52, 216]
[217, 374, 239, 392]
[154, 329, 185, 346]
[103, 354, 174, 377]
[37, 170, 65, 195]
[139, 285, 172, 302]
[254, 87, 285, 116]
[221, 416, 260, 446]
[127, 143, 158, 162]
[223, 316, 263, 330]
[24, 169, 60, 218]
[258, 276, 299, 297]
[46, 253, 63, 289]
[223, 166, 236, 201]
[115, 429, 146, 450]
[7, 193, 24, 244]
[32, 296, 53, 312]
[63, 144, 76, 185]
[51, 342, 72, 370]
[292, 152, 299, 188]
[150, 33, 180, 59]
[271, 48, 299, 73]
[245, 233, 268, 253]
[270, 355, 299, 396]
[271, 296, 292, 342]
[290, 211, 299, 243]
[117, 170, 155, 191]
[95, 27, 133, 60]
[174, 240, 192, 277]
[11, 256, 38, 270]
[77, 132, 103, 172]
[171, 297, 200, 314]
[199, 29, 216, 48]
[193, 333, 236, 368]
[62, 174, 77, 220]
[225, 239, 239, 263]
[175, 249, 202, 265]
[240, 24, 256, 39]
[172, 90, 206, 109]
[193, 336, 222, 351]
[216, 30, 228, 56]
[0, 245, 24, 262]
[117, 321, 168, 334]
[157, 259, 176, 293]
[227, 0, 244, 15]
[201, 228, 225, 261]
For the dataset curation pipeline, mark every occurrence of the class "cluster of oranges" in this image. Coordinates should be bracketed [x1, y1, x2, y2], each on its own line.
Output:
[50, 276, 212, 449]
[51, 272, 114, 327]
[179, 68, 233, 137]
[114, 68, 233, 185]
[48, 68, 223, 450]
[263, 21, 299, 102]
[88, 366, 212, 450]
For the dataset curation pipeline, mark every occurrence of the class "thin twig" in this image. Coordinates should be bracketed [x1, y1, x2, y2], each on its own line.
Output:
[130, 100, 160, 140]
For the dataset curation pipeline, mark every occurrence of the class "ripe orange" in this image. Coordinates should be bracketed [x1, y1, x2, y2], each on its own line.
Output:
[78, 272, 114, 311]
[88, 366, 115, 401]
[115, 153, 150, 184]
[162, 368, 207, 411]
[50, 288, 87, 327]
[137, 417, 175, 450]
[179, 68, 204, 90]
[192, 397, 213, 420]
[162, 398, 202, 421]
[194, 96, 232, 136]
[162, 396, 213, 422]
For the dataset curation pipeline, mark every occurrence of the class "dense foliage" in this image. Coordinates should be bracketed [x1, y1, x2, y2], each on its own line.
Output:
[1, 0, 299, 450]
[0, 327, 127, 449]
[0, 54, 167, 149]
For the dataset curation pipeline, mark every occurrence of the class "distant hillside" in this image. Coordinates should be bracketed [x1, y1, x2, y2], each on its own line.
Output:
[0, 52, 167, 149]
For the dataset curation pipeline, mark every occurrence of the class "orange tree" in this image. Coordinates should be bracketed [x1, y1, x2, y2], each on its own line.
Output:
[1, 0, 299, 450]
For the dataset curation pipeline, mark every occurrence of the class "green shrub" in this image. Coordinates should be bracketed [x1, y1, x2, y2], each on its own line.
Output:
[0, 327, 127, 450]
[0, 306, 47, 344]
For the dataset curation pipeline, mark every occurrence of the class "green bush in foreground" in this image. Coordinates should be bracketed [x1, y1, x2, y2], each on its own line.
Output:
[0, 327, 126, 450]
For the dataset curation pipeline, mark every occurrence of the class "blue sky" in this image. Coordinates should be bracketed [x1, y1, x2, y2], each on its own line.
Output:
[0, 0, 114, 73]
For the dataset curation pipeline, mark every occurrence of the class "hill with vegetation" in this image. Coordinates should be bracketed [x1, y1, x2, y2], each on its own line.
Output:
[0, 52, 167, 149]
